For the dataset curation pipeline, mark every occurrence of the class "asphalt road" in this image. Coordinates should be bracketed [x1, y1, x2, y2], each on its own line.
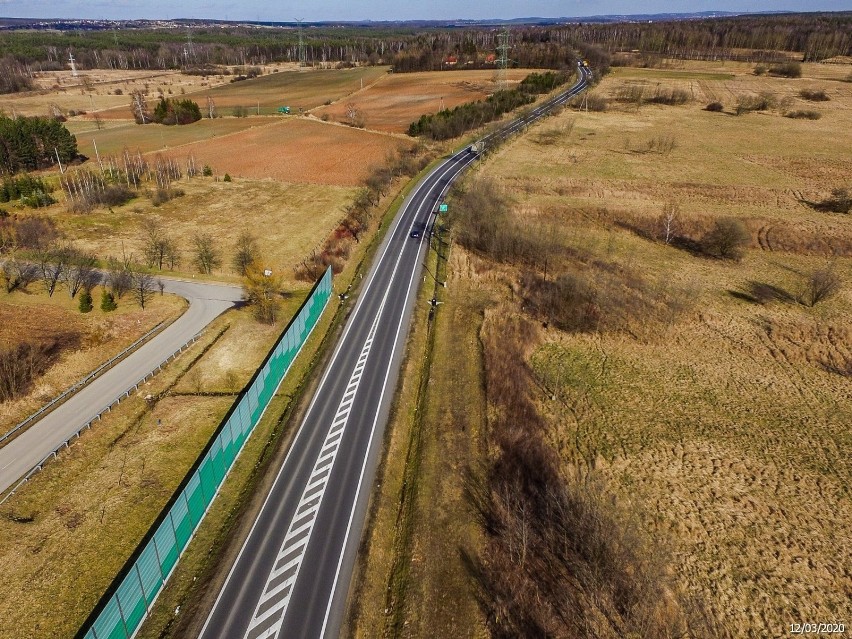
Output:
[0, 278, 243, 496]
[198, 67, 590, 639]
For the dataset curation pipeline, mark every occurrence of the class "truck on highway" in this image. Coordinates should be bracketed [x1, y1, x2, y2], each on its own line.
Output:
[468, 141, 483, 154]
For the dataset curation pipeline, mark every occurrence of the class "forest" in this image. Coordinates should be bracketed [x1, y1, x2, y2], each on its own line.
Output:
[0, 12, 847, 80]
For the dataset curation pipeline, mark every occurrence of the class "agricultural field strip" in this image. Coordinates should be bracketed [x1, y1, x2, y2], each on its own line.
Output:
[244, 311, 380, 639]
[0, 278, 242, 496]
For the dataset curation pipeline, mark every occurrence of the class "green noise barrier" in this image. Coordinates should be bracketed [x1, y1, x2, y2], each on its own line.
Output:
[77, 267, 333, 639]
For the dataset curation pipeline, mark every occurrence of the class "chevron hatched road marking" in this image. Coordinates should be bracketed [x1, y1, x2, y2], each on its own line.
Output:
[243, 310, 381, 639]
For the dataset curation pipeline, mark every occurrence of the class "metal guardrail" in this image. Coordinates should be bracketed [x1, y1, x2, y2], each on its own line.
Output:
[0, 332, 202, 505]
[0, 321, 167, 447]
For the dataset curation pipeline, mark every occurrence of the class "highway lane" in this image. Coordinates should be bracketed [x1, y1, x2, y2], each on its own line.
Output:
[199, 66, 590, 639]
[0, 278, 243, 496]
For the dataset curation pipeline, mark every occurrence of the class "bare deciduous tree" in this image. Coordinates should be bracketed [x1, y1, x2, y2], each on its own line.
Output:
[106, 256, 133, 299]
[142, 219, 180, 270]
[658, 201, 680, 245]
[232, 231, 260, 276]
[192, 232, 221, 274]
[1, 256, 39, 293]
[61, 250, 100, 299]
[38, 244, 72, 297]
[131, 269, 156, 309]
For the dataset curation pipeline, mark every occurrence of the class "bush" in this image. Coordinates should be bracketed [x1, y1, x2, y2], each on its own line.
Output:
[151, 187, 184, 207]
[232, 105, 249, 118]
[99, 184, 134, 207]
[646, 87, 690, 106]
[785, 110, 821, 120]
[701, 217, 750, 260]
[705, 101, 724, 112]
[735, 91, 777, 115]
[754, 64, 767, 76]
[223, 173, 232, 182]
[769, 61, 802, 78]
[202, 165, 213, 177]
[799, 89, 830, 101]
[578, 93, 607, 112]
[799, 267, 842, 307]
[152, 97, 202, 125]
[817, 188, 851, 214]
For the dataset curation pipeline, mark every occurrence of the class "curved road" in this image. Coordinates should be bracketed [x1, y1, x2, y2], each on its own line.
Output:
[198, 66, 591, 639]
[0, 278, 243, 496]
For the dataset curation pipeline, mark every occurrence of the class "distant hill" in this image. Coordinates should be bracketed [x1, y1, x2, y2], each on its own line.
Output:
[0, 11, 818, 31]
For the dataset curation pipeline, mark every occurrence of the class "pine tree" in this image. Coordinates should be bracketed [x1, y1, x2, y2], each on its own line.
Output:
[100, 289, 118, 312]
[79, 288, 93, 313]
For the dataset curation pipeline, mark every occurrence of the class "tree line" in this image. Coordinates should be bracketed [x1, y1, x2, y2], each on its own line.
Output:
[0, 13, 845, 83]
[408, 71, 568, 140]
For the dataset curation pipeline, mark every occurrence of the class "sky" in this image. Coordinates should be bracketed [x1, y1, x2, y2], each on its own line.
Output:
[0, 0, 849, 22]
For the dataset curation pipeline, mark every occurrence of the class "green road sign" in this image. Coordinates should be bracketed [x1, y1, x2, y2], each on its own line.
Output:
[438, 203, 448, 212]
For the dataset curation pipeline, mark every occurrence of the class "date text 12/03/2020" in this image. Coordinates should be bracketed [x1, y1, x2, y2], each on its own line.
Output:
[789, 622, 846, 635]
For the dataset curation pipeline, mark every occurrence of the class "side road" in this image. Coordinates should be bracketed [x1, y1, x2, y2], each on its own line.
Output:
[0, 277, 243, 496]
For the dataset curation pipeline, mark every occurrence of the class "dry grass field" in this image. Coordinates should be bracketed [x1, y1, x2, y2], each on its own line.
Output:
[382, 59, 851, 637]
[0, 68, 233, 119]
[79, 66, 388, 121]
[311, 69, 535, 133]
[72, 116, 272, 158]
[46, 177, 357, 284]
[0, 290, 185, 433]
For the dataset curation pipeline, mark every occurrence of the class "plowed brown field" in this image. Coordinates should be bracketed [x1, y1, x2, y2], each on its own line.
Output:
[160, 118, 413, 186]
[312, 69, 538, 133]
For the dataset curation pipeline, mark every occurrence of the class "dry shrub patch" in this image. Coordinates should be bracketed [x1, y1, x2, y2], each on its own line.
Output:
[467, 311, 723, 639]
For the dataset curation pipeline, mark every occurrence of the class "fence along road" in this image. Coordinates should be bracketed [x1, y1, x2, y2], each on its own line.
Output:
[199, 66, 591, 639]
[0, 278, 243, 497]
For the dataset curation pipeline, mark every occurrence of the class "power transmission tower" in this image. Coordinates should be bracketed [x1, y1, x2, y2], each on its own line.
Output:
[495, 28, 510, 91]
[296, 19, 307, 67]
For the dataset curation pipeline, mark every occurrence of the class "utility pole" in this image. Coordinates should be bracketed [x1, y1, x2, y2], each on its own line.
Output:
[207, 96, 216, 119]
[296, 18, 307, 67]
[69, 52, 79, 77]
[495, 28, 510, 92]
